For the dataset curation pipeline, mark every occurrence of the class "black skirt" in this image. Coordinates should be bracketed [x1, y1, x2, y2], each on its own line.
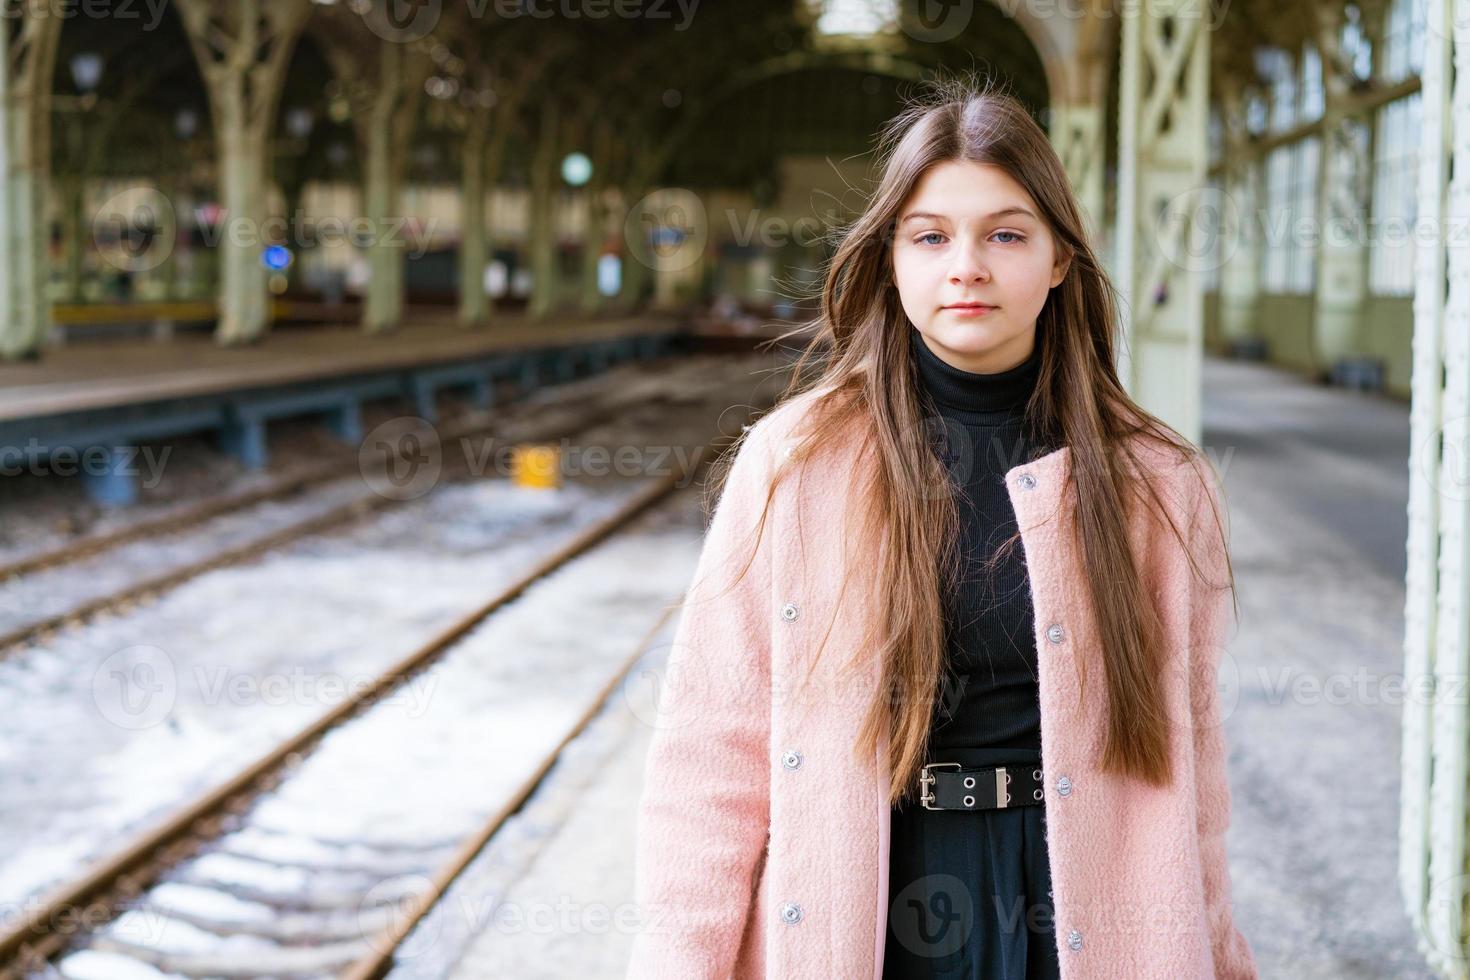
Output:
[883, 746, 1062, 980]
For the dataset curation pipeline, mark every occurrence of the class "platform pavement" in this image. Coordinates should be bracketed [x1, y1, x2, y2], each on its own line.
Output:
[441, 685, 657, 979]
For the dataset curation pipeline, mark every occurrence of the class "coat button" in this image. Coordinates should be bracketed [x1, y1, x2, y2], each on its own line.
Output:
[1046, 623, 1065, 644]
[1068, 928, 1083, 950]
[781, 749, 803, 770]
[1056, 775, 1073, 797]
[780, 901, 803, 924]
[784, 444, 798, 459]
[780, 601, 800, 622]
[1016, 472, 1037, 491]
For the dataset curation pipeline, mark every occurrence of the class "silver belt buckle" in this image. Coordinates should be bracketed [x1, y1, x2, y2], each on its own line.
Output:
[995, 766, 1010, 808]
[919, 762, 961, 809]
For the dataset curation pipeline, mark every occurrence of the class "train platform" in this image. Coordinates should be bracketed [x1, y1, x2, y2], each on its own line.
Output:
[0, 312, 688, 506]
[0, 313, 687, 421]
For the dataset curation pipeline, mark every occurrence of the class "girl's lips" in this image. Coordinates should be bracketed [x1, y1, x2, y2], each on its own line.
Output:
[943, 304, 996, 315]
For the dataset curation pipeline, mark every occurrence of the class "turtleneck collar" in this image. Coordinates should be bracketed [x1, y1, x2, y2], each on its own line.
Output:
[911, 328, 1041, 423]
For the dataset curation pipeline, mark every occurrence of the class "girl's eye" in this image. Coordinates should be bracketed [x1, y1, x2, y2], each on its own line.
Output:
[916, 232, 945, 246]
[993, 231, 1027, 244]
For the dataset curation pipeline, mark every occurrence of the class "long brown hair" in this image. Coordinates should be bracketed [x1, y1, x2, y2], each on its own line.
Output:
[707, 73, 1234, 807]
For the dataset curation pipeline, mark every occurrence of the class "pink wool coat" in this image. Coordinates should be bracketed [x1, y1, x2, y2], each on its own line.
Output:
[626, 390, 1258, 980]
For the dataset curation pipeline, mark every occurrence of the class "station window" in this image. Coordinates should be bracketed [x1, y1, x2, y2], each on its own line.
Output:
[1341, 5, 1374, 84]
[1299, 43, 1324, 124]
[1257, 47, 1297, 134]
[1380, 0, 1426, 84]
[1369, 92, 1422, 297]
[1261, 137, 1319, 295]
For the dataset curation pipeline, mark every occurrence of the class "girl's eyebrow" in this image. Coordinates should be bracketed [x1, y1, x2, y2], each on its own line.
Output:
[898, 206, 1038, 226]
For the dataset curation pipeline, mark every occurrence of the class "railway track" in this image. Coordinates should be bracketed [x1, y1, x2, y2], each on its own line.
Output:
[0, 391, 776, 979]
[0, 360, 705, 657]
[0, 461, 694, 978]
[337, 602, 681, 980]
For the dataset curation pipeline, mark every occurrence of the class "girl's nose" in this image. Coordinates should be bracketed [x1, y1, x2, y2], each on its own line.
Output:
[949, 242, 991, 284]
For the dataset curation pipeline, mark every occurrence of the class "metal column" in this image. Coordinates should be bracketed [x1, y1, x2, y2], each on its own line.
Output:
[1114, 0, 1212, 445]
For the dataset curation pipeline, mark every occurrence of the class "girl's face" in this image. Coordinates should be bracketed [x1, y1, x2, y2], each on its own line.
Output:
[891, 160, 1069, 374]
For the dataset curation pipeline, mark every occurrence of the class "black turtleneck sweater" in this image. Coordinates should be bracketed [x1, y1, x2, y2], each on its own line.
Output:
[910, 328, 1055, 752]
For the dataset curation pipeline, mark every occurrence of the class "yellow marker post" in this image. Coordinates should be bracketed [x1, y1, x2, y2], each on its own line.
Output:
[511, 444, 561, 488]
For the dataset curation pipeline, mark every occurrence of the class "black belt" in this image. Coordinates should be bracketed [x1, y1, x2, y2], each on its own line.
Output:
[917, 762, 1045, 810]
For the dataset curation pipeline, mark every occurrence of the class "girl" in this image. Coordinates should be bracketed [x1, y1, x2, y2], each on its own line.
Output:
[627, 77, 1258, 980]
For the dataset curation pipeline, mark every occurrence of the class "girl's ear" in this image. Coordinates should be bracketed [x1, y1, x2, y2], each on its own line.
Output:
[1050, 246, 1073, 289]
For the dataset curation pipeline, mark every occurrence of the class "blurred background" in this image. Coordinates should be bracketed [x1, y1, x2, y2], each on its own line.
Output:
[0, 0, 1461, 978]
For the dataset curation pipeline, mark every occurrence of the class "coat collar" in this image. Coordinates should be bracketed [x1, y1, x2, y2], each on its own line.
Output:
[1003, 442, 1073, 521]
[910, 328, 1043, 422]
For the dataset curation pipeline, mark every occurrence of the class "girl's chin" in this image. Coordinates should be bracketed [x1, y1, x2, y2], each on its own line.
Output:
[919, 323, 1034, 371]
[927, 322, 1004, 350]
